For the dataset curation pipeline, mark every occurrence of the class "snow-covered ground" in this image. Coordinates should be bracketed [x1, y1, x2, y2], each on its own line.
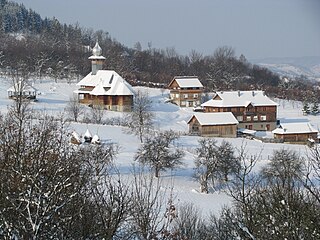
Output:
[0, 77, 318, 216]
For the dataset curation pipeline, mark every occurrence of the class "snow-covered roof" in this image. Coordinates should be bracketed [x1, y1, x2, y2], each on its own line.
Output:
[188, 112, 238, 126]
[7, 82, 37, 92]
[170, 76, 203, 88]
[76, 70, 135, 96]
[91, 134, 100, 144]
[272, 122, 318, 135]
[84, 129, 92, 138]
[201, 91, 277, 108]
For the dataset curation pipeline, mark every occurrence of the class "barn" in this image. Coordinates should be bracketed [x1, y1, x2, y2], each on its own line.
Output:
[272, 122, 318, 143]
[188, 112, 238, 137]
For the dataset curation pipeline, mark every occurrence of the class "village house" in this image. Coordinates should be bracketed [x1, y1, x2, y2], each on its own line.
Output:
[201, 90, 278, 131]
[272, 122, 318, 143]
[168, 76, 203, 107]
[74, 42, 135, 111]
[188, 112, 238, 137]
[7, 81, 37, 100]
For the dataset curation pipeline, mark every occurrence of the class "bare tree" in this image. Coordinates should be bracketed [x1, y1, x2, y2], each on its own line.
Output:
[126, 90, 154, 143]
[129, 166, 166, 239]
[65, 95, 84, 122]
[194, 138, 219, 193]
[135, 130, 184, 178]
[90, 99, 105, 124]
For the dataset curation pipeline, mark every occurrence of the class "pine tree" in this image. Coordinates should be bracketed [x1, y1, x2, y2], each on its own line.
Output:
[311, 99, 319, 115]
[302, 101, 310, 115]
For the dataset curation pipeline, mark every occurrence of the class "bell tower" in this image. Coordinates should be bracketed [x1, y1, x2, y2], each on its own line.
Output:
[88, 41, 106, 75]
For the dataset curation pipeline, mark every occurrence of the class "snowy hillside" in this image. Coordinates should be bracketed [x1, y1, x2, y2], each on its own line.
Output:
[252, 56, 320, 81]
[0, 77, 318, 216]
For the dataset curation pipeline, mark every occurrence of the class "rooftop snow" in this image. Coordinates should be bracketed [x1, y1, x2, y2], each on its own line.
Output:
[201, 90, 278, 108]
[173, 77, 203, 88]
[272, 122, 318, 135]
[188, 112, 238, 126]
[76, 70, 134, 96]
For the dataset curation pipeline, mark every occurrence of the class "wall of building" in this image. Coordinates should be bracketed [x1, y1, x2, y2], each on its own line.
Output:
[274, 132, 318, 142]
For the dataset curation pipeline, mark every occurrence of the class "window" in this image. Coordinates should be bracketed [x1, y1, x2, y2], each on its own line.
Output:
[193, 94, 198, 98]
[181, 101, 186, 106]
[175, 94, 179, 98]
[237, 116, 243, 121]
[246, 116, 251, 121]
[184, 94, 188, 99]
[79, 94, 84, 100]
[253, 116, 258, 121]
[261, 115, 267, 121]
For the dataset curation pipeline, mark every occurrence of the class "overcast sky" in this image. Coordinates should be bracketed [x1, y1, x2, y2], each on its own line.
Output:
[14, 0, 320, 59]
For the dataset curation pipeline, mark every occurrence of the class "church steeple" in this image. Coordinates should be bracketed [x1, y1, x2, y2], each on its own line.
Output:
[88, 41, 106, 75]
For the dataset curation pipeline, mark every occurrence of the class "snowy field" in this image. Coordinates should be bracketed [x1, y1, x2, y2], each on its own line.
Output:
[1, 77, 318, 216]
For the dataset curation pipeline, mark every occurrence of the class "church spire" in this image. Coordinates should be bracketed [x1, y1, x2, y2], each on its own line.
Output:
[88, 41, 106, 75]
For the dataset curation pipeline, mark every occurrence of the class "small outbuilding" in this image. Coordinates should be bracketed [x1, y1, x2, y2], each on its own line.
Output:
[272, 122, 318, 143]
[187, 112, 238, 137]
[7, 81, 37, 100]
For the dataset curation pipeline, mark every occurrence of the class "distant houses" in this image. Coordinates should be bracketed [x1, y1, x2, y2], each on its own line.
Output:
[188, 112, 238, 137]
[168, 76, 203, 107]
[201, 90, 278, 131]
[74, 42, 135, 111]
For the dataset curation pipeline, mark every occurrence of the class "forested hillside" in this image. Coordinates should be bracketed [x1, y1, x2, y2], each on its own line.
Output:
[0, 0, 318, 101]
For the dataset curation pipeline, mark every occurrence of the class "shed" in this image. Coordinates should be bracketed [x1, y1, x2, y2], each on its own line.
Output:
[7, 81, 37, 100]
[187, 112, 238, 137]
[272, 122, 318, 143]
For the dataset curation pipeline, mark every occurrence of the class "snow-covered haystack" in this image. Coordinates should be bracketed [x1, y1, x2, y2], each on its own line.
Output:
[91, 134, 101, 144]
[70, 131, 81, 145]
[84, 129, 92, 143]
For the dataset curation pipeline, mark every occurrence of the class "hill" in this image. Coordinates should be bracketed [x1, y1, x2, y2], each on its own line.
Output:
[252, 56, 320, 81]
[0, 0, 319, 102]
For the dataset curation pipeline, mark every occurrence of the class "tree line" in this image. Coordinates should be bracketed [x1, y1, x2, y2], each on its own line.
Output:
[1, 0, 319, 102]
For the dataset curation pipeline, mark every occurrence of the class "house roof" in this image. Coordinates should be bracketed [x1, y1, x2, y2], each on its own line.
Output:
[169, 76, 203, 88]
[272, 122, 318, 135]
[76, 70, 134, 96]
[201, 90, 278, 108]
[7, 82, 37, 92]
[188, 112, 238, 126]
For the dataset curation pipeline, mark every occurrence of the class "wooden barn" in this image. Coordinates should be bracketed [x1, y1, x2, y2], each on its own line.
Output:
[74, 42, 135, 111]
[272, 122, 318, 143]
[168, 76, 203, 107]
[201, 90, 278, 131]
[188, 112, 238, 137]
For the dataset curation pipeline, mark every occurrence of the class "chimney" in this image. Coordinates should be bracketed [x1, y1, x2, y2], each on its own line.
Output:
[238, 90, 241, 97]
[252, 91, 255, 97]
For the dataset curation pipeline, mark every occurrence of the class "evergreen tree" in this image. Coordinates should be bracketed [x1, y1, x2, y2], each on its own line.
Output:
[311, 99, 319, 115]
[302, 101, 310, 115]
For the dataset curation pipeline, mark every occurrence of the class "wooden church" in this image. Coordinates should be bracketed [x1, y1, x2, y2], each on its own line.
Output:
[74, 42, 135, 111]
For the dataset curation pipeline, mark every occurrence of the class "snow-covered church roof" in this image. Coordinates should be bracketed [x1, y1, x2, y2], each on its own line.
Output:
[201, 90, 278, 108]
[76, 70, 134, 96]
